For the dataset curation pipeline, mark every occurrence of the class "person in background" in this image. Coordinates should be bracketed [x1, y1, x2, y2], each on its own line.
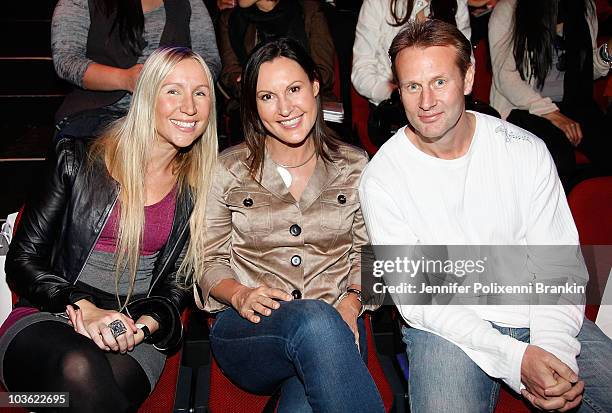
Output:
[194, 38, 384, 412]
[467, 0, 496, 44]
[51, 0, 221, 140]
[202, 0, 236, 22]
[489, 0, 612, 188]
[0, 47, 218, 413]
[351, 0, 471, 146]
[216, 0, 336, 142]
[217, 0, 236, 10]
[352, 0, 471, 106]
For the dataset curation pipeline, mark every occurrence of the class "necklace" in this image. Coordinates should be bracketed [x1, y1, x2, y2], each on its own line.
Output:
[270, 150, 316, 169]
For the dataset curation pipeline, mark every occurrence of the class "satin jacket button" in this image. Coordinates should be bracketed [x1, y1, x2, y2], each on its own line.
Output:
[337, 194, 346, 204]
[289, 224, 302, 236]
[291, 289, 302, 299]
[243, 198, 253, 207]
[290, 255, 302, 267]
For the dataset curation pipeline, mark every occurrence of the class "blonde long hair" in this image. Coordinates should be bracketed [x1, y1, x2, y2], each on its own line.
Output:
[91, 47, 218, 308]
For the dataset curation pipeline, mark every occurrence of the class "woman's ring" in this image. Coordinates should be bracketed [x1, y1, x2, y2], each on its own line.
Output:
[108, 320, 127, 338]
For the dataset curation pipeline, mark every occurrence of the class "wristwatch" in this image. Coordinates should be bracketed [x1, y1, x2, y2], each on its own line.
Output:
[339, 288, 364, 315]
[135, 323, 152, 342]
[346, 288, 363, 304]
[600, 43, 612, 66]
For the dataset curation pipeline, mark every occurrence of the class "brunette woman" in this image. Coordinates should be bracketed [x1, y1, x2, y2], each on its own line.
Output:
[195, 38, 384, 413]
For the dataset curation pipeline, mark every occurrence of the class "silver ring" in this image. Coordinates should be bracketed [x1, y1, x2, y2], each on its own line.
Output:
[108, 320, 127, 338]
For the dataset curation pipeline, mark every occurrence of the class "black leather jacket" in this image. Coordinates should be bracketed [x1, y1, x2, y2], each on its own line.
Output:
[6, 137, 192, 343]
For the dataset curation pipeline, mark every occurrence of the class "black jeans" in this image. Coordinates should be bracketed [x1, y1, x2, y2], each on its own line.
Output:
[54, 107, 125, 142]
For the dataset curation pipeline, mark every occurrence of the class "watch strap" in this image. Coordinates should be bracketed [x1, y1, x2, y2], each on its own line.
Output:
[338, 288, 364, 316]
[135, 323, 152, 343]
[346, 288, 363, 302]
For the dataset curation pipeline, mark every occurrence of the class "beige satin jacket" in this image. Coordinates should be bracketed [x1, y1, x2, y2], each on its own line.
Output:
[195, 142, 380, 313]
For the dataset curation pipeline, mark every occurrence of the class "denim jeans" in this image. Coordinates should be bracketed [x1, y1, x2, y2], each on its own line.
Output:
[209, 299, 385, 413]
[402, 318, 612, 413]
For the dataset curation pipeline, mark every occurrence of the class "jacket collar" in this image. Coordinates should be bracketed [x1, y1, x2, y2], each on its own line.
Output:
[256, 145, 341, 210]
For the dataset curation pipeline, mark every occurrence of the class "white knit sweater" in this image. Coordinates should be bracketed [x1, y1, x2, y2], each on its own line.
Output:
[359, 112, 587, 392]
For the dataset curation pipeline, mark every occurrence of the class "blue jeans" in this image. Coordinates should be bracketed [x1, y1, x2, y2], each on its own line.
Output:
[210, 300, 385, 413]
[402, 318, 612, 413]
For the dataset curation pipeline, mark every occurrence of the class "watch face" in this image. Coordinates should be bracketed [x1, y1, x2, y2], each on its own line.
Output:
[602, 44, 612, 64]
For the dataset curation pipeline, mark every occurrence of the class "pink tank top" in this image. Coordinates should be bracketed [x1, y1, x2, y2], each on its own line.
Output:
[94, 186, 177, 256]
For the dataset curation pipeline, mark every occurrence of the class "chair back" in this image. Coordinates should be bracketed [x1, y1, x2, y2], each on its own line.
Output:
[472, 38, 493, 105]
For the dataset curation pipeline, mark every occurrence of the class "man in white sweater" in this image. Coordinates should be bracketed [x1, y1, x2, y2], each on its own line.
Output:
[359, 19, 612, 413]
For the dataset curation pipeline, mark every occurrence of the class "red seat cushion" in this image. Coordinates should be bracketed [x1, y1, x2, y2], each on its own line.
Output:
[575, 150, 590, 165]
[208, 355, 271, 413]
[137, 341, 184, 413]
[568, 177, 612, 245]
[494, 387, 533, 413]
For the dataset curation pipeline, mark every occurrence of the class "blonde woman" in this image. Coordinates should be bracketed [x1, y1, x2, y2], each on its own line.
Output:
[0, 47, 217, 413]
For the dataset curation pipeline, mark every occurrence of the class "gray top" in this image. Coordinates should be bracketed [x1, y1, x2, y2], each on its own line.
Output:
[540, 47, 565, 103]
[78, 249, 158, 299]
[51, 0, 221, 111]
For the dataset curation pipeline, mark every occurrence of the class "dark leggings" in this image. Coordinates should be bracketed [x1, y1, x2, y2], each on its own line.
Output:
[507, 101, 612, 189]
[3, 321, 150, 413]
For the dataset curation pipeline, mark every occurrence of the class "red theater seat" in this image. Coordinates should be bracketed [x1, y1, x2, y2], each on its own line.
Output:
[137, 309, 190, 413]
[350, 86, 377, 156]
[568, 176, 612, 322]
[575, 150, 590, 165]
[568, 176, 612, 246]
[472, 38, 493, 105]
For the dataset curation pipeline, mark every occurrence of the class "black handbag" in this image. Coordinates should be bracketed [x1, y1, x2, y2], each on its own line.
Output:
[368, 89, 408, 148]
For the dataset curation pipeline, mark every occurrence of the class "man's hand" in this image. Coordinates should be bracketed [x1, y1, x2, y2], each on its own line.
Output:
[520, 345, 583, 411]
[541, 111, 583, 146]
[522, 380, 584, 412]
